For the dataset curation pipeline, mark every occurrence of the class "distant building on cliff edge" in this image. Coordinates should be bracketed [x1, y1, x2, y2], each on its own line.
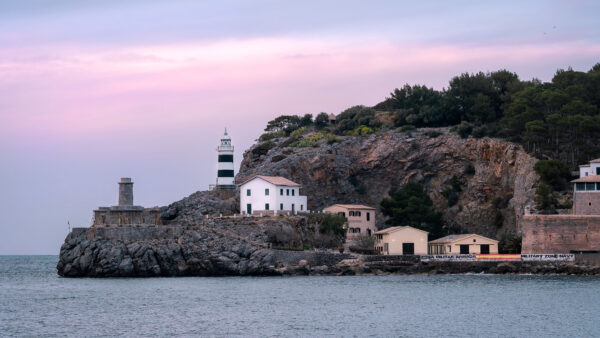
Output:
[239, 175, 308, 215]
[212, 129, 236, 190]
[572, 158, 600, 215]
[93, 178, 161, 227]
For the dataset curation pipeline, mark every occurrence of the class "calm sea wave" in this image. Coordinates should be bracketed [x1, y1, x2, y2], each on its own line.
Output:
[1, 255, 599, 337]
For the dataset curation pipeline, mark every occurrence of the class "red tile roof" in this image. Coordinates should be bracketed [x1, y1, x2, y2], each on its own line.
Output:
[571, 175, 600, 183]
[241, 175, 301, 187]
[429, 234, 498, 244]
[327, 204, 375, 210]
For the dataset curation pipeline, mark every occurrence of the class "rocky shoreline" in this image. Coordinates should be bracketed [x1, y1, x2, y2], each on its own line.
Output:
[57, 225, 599, 277]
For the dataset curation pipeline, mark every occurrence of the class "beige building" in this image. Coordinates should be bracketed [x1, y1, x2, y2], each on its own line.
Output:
[374, 226, 429, 255]
[323, 204, 376, 238]
[428, 234, 498, 255]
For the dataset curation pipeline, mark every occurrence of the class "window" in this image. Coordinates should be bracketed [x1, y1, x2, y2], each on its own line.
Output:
[246, 189, 251, 196]
[473, 239, 476, 242]
[597, 167, 600, 175]
[349, 211, 354, 216]
[280, 189, 283, 195]
[280, 203, 283, 210]
[292, 189, 295, 196]
[366, 212, 370, 221]
[265, 203, 269, 210]
[337, 212, 345, 217]
[300, 204, 303, 211]
[357, 211, 361, 217]
[286, 189, 289, 196]
[265, 188, 269, 196]
[576, 183, 585, 191]
[586, 183, 596, 191]
[448, 246, 451, 253]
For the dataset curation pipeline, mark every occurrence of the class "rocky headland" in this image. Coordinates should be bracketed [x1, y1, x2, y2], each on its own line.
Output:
[60, 128, 583, 277]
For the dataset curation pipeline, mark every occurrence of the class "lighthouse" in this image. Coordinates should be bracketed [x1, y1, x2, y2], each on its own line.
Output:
[215, 129, 235, 190]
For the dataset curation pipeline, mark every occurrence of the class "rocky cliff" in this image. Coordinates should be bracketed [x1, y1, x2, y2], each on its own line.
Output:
[238, 128, 538, 238]
[57, 216, 344, 277]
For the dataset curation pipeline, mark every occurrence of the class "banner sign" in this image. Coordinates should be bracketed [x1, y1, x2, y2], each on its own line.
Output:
[521, 254, 575, 262]
[476, 254, 521, 261]
[420, 254, 476, 262]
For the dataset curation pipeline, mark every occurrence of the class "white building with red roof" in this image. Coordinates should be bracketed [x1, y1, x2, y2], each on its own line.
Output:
[239, 175, 307, 215]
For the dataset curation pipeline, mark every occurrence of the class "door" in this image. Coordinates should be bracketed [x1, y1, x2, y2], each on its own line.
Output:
[383, 243, 389, 255]
[246, 204, 252, 214]
[460, 244, 469, 254]
[402, 243, 415, 255]
[480, 244, 490, 254]
[292, 204, 295, 213]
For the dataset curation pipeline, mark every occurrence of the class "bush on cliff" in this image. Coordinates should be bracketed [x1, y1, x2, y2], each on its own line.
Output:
[534, 159, 571, 191]
[380, 182, 444, 239]
[307, 214, 346, 238]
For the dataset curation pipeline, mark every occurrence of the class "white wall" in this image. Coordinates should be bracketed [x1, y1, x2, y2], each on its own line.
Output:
[580, 163, 600, 178]
[239, 178, 308, 214]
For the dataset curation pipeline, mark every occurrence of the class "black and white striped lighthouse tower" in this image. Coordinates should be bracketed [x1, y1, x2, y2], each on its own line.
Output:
[215, 128, 235, 190]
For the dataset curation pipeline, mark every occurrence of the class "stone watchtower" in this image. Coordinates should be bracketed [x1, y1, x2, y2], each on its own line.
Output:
[92, 177, 160, 227]
[118, 177, 134, 206]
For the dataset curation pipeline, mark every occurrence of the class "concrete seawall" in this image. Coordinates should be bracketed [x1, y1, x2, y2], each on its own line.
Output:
[521, 215, 600, 253]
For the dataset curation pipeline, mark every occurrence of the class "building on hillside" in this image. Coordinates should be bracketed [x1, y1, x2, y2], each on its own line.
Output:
[328, 113, 336, 124]
[239, 175, 307, 215]
[93, 178, 161, 227]
[323, 204, 376, 238]
[572, 158, 600, 215]
[428, 234, 498, 255]
[213, 129, 236, 190]
[374, 226, 429, 255]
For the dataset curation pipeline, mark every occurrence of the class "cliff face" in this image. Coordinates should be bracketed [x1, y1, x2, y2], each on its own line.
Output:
[238, 129, 538, 238]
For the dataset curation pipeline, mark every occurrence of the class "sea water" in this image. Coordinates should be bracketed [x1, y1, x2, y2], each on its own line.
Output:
[1, 255, 599, 337]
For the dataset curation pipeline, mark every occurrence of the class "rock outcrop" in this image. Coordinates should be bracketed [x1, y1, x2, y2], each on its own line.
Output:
[238, 128, 538, 237]
[57, 216, 344, 277]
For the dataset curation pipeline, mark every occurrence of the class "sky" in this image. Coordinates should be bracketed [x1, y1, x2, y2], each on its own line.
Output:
[1, 1, 599, 254]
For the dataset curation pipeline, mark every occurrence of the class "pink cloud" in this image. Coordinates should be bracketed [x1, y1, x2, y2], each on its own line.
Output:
[1, 38, 599, 145]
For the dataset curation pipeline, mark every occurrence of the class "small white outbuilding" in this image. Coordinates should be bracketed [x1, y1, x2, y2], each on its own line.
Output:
[239, 175, 308, 215]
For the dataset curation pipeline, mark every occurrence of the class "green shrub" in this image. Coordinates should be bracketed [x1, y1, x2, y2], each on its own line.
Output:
[455, 122, 473, 138]
[398, 125, 416, 133]
[424, 130, 442, 138]
[307, 214, 346, 237]
[314, 112, 330, 129]
[346, 125, 375, 136]
[534, 159, 571, 191]
[326, 133, 340, 144]
[498, 232, 521, 254]
[290, 126, 308, 138]
[259, 130, 285, 142]
[442, 188, 458, 206]
[291, 132, 327, 147]
[252, 141, 275, 156]
[271, 154, 287, 162]
[471, 125, 488, 138]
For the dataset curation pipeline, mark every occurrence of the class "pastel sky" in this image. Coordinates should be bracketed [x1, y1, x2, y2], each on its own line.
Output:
[1, 1, 599, 254]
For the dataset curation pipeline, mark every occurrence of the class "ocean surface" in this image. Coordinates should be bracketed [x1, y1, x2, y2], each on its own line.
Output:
[1, 256, 599, 337]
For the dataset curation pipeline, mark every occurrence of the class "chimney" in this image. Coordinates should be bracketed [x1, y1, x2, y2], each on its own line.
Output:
[118, 178, 134, 206]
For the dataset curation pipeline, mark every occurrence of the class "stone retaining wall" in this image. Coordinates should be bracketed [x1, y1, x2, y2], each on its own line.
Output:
[521, 215, 600, 253]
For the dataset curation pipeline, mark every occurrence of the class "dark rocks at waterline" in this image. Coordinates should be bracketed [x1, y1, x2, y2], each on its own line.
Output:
[57, 226, 279, 277]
